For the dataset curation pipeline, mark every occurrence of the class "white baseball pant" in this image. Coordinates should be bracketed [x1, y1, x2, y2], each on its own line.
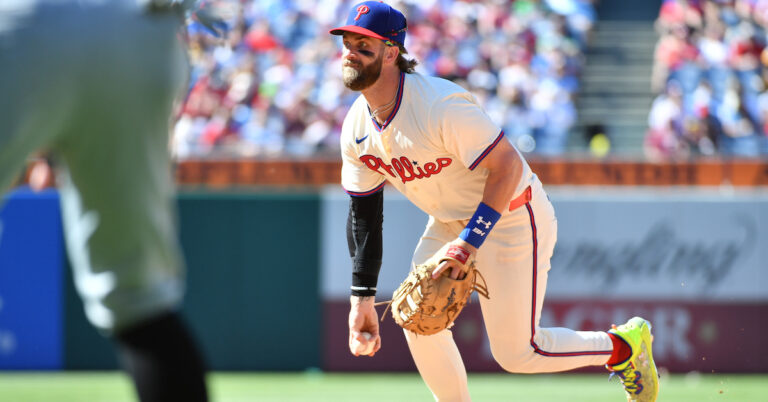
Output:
[404, 176, 613, 401]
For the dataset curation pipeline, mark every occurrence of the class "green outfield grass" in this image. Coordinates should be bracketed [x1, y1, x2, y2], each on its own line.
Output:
[0, 371, 765, 402]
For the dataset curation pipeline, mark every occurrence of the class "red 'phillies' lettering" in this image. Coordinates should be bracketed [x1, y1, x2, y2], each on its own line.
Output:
[359, 155, 452, 183]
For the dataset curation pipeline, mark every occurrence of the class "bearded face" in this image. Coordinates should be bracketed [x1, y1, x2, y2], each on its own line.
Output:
[342, 48, 384, 91]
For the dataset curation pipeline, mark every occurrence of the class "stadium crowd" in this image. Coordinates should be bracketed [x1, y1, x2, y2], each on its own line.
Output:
[647, 0, 768, 159]
[172, 0, 596, 159]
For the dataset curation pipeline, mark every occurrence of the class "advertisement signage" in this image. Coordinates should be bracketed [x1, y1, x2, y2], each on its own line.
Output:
[321, 186, 768, 372]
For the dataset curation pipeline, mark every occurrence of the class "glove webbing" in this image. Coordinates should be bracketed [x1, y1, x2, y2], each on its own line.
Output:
[375, 268, 490, 323]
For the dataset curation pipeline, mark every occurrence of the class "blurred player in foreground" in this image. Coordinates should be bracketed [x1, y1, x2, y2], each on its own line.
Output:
[332, 2, 659, 401]
[0, 1, 218, 401]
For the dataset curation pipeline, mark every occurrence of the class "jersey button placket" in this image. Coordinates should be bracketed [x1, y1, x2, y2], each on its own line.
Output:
[381, 127, 393, 156]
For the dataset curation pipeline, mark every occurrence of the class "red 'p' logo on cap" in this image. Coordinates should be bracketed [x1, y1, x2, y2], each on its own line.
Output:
[354, 5, 370, 21]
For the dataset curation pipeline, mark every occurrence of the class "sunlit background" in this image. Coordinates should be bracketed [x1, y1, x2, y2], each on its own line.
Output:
[1, 0, 766, 400]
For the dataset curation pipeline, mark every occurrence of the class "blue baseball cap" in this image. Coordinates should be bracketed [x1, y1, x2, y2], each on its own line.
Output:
[329, 1, 407, 46]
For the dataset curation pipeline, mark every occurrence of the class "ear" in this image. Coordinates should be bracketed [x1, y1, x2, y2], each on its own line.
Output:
[385, 45, 399, 64]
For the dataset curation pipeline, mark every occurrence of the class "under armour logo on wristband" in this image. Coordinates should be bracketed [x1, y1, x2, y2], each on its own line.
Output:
[460, 202, 501, 249]
[476, 216, 492, 230]
[355, 5, 370, 20]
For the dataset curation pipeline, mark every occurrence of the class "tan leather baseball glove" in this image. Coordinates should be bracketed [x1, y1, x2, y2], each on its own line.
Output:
[381, 245, 489, 335]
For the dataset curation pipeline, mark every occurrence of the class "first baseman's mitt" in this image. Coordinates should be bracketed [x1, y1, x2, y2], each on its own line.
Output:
[381, 245, 489, 335]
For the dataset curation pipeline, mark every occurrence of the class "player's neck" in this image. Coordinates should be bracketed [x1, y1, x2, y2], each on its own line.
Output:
[362, 67, 401, 125]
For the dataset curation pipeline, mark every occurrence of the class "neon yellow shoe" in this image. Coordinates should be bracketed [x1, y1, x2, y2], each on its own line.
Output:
[607, 317, 659, 402]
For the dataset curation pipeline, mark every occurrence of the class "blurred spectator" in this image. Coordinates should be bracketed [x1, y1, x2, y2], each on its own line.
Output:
[172, 0, 597, 159]
[648, 0, 768, 159]
[646, 80, 686, 159]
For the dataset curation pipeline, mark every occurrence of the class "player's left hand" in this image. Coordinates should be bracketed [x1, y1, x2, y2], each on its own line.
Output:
[431, 240, 477, 280]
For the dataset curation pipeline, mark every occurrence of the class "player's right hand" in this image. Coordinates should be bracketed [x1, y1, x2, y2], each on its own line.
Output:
[348, 295, 382, 357]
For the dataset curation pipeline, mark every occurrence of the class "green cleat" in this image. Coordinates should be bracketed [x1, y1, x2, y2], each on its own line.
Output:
[607, 317, 660, 402]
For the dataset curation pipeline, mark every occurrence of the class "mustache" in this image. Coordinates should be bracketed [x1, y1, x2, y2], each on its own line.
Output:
[343, 60, 362, 68]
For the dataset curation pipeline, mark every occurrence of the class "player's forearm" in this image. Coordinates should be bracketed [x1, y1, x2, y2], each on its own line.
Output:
[480, 157, 522, 213]
[458, 142, 524, 250]
[482, 166, 522, 213]
[346, 191, 384, 296]
[350, 295, 375, 306]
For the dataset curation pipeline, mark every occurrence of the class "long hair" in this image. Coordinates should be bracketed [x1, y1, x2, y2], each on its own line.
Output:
[396, 44, 418, 73]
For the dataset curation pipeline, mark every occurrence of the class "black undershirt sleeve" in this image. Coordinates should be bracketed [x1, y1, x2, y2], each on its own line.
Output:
[346, 189, 384, 297]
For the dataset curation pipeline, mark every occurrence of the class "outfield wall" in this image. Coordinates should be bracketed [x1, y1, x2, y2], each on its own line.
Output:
[173, 158, 768, 187]
[321, 186, 768, 373]
[1, 185, 766, 372]
[1, 190, 323, 371]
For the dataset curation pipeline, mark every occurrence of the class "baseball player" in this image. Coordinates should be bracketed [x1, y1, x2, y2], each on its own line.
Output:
[332, 2, 659, 401]
[0, 1, 216, 401]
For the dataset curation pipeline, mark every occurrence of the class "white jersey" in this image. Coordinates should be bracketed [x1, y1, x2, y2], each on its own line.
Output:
[341, 72, 534, 222]
[341, 74, 619, 397]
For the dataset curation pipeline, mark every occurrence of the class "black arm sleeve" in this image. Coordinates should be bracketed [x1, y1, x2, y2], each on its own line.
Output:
[346, 189, 384, 297]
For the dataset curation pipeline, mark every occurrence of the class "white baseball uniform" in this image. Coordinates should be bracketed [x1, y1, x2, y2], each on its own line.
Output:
[341, 72, 614, 401]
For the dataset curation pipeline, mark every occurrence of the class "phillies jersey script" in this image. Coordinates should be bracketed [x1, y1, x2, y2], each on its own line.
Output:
[341, 72, 534, 221]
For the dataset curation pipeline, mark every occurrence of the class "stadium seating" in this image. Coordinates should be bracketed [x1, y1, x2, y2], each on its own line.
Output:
[645, 0, 768, 159]
[173, 0, 596, 158]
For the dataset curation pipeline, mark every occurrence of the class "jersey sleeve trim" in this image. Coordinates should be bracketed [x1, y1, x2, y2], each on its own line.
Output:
[345, 181, 386, 197]
[469, 130, 505, 170]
